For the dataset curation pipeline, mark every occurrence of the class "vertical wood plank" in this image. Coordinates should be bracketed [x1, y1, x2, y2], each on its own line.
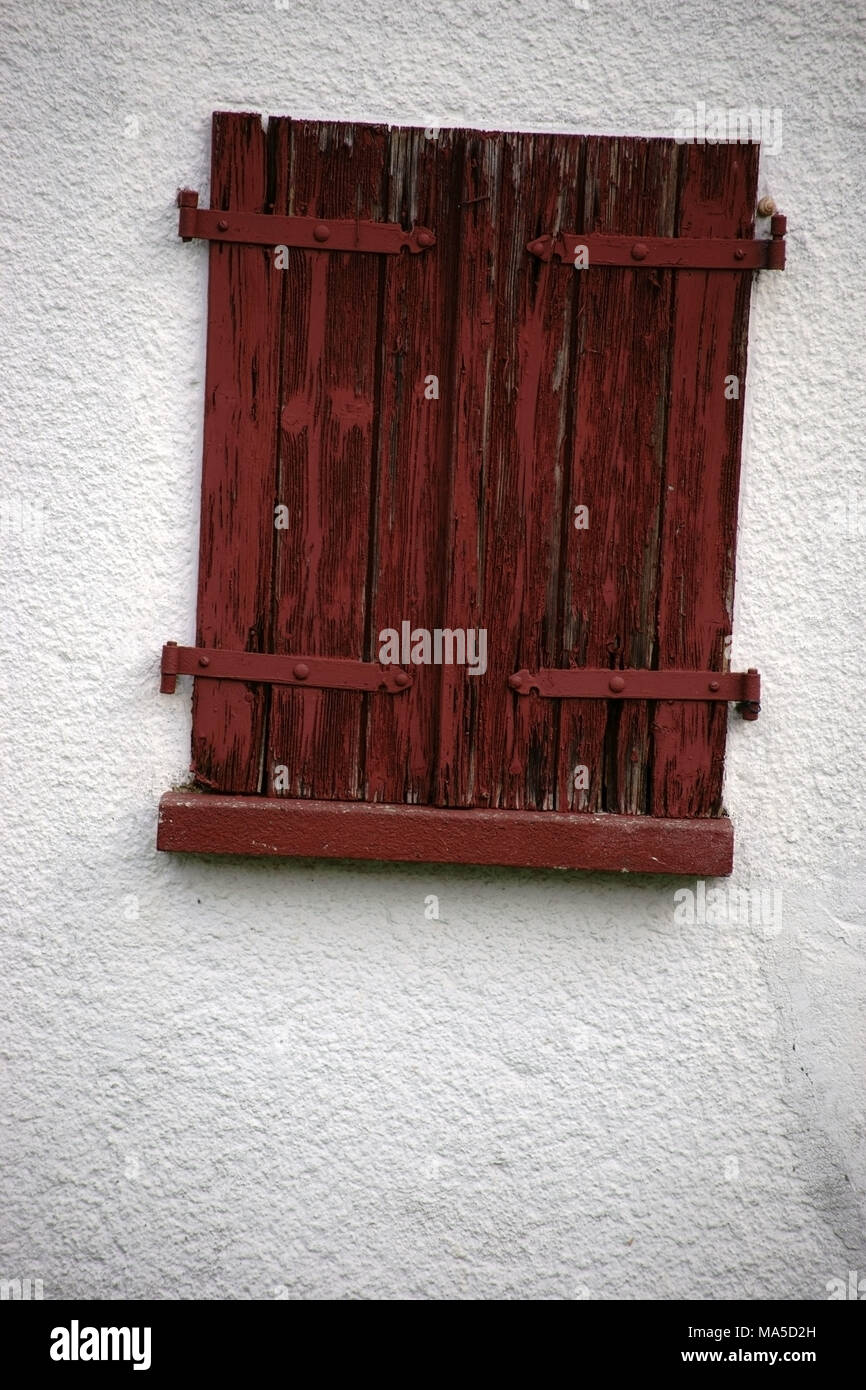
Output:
[433, 131, 502, 806]
[267, 121, 388, 799]
[651, 142, 758, 817]
[191, 111, 282, 792]
[471, 132, 584, 809]
[558, 137, 679, 812]
[364, 127, 457, 803]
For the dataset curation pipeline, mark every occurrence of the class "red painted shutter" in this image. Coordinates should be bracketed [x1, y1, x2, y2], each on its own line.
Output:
[160, 114, 780, 873]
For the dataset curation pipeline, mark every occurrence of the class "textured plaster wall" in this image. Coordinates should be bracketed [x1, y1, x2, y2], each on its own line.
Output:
[1, 0, 864, 1300]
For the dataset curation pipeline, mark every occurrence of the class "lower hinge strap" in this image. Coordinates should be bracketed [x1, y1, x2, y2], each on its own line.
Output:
[508, 667, 761, 719]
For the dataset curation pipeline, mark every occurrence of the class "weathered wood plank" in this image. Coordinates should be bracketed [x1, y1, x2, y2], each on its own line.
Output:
[191, 111, 282, 792]
[267, 120, 388, 799]
[364, 126, 457, 803]
[651, 142, 758, 817]
[158, 792, 735, 875]
[557, 136, 679, 814]
[434, 131, 503, 806]
[471, 131, 584, 809]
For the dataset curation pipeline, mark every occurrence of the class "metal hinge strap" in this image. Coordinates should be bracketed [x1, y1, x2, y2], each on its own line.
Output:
[508, 668, 761, 719]
[160, 644, 413, 695]
[177, 190, 435, 255]
[527, 217, 786, 271]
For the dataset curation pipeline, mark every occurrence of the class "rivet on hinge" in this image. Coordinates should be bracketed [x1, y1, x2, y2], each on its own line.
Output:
[313, 224, 330, 242]
[293, 662, 310, 680]
[630, 242, 648, 261]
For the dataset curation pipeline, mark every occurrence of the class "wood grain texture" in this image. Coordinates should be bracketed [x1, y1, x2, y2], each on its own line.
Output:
[364, 126, 457, 803]
[191, 111, 282, 791]
[434, 131, 502, 806]
[158, 792, 734, 875]
[267, 120, 388, 799]
[559, 137, 679, 814]
[651, 142, 758, 816]
[470, 132, 583, 810]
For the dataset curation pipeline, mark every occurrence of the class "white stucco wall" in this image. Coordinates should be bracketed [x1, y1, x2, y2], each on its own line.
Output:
[2, 0, 864, 1300]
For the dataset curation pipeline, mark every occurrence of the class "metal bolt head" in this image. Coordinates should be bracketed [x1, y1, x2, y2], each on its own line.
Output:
[415, 229, 435, 248]
[293, 662, 310, 680]
[217, 219, 229, 232]
[631, 242, 649, 261]
[394, 670, 411, 687]
[734, 248, 745, 260]
[508, 673, 523, 690]
[198, 656, 210, 668]
[709, 680, 720, 692]
[609, 674, 626, 693]
[527, 238, 547, 258]
[756, 196, 776, 218]
[313, 223, 330, 242]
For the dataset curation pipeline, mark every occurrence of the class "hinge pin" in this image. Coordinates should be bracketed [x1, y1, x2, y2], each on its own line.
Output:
[739, 667, 761, 721]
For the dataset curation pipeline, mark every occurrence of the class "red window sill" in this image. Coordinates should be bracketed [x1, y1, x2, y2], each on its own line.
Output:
[157, 793, 733, 876]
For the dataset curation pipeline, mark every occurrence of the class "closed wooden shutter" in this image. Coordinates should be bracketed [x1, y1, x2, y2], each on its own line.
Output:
[159, 111, 783, 873]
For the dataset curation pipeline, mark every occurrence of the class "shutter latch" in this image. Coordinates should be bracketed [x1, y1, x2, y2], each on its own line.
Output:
[161, 644, 413, 694]
[508, 667, 761, 720]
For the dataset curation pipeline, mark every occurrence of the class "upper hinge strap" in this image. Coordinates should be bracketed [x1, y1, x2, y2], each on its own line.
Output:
[527, 218, 786, 271]
[177, 190, 435, 255]
[160, 644, 413, 695]
[509, 668, 761, 719]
